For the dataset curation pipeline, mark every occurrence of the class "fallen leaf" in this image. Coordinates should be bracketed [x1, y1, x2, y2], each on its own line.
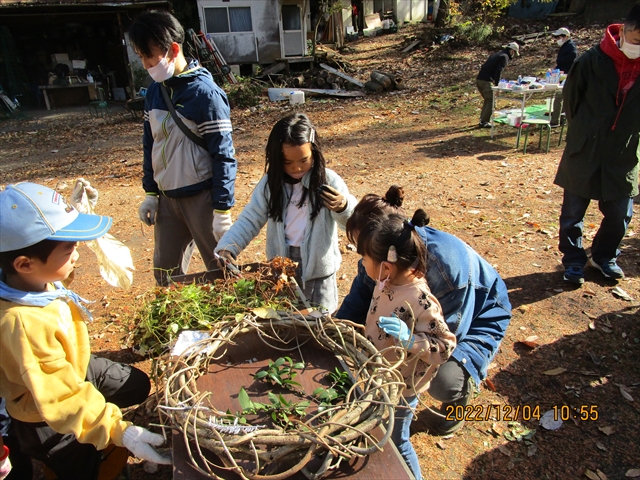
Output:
[582, 289, 597, 297]
[584, 469, 600, 480]
[588, 352, 602, 366]
[595, 441, 606, 451]
[491, 422, 505, 436]
[598, 425, 615, 435]
[252, 307, 280, 319]
[497, 444, 511, 456]
[517, 335, 540, 349]
[540, 410, 563, 430]
[600, 326, 612, 334]
[436, 440, 447, 450]
[484, 378, 496, 391]
[527, 444, 537, 457]
[583, 311, 597, 319]
[625, 469, 640, 477]
[619, 386, 634, 402]
[611, 286, 633, 301]
[518, 305, 530, 313]
[597, 469, 608, 480]
[543, 367, 567, 376]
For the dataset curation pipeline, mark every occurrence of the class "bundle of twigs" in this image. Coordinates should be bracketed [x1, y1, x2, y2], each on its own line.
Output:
[155, 311, 405, 480]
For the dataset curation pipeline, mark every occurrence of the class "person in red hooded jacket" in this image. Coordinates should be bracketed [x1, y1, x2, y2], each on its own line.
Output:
[554, 2, 640, 285]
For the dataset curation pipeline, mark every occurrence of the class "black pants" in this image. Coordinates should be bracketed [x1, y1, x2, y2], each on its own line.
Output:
[9, 355, 150, 480]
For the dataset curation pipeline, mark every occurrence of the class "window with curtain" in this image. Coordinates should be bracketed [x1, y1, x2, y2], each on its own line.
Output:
[229, 7, 252, 32]
[281, 5, 301, 31]
[204, 6, 252, 33]
[204, 8, 229, 33]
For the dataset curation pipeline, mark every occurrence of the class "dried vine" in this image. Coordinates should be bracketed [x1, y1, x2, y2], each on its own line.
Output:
[155, 312, 405, 479]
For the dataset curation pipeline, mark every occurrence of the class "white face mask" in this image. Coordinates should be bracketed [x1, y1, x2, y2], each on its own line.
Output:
[620, 40, 640, 60]
[556, 38, 565, 46]
[147, 53, 175, 82]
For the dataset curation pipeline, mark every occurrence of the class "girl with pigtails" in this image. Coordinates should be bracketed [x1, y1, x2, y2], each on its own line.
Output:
[349, 208, 457, 480]
[215, 113, 356, 313]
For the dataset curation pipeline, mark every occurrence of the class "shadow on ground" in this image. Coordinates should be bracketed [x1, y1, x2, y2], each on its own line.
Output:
[462, 306, 640, 479]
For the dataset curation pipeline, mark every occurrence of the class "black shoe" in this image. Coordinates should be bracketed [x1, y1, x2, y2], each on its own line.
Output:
[423, 377, 474, 436]
[563, 265, 584, 284]
[479, 122, 492, 129]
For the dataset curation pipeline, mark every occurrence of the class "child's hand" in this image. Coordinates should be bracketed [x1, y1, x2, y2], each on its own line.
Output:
[319, 185, 347, 212]
[378, 316, 415, 349]
[215, 250, 241, 277]
[122, 425, 172, 465]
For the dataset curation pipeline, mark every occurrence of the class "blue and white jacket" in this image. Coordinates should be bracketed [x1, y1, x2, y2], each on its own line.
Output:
[336, 226, 512, 389]
[214, 169, 356, 284]
[142, 59, 237, 210]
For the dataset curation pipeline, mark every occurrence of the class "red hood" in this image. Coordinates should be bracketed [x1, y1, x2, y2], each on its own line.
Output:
[601, 24, 625, 66]
[600, 24, 640, 129]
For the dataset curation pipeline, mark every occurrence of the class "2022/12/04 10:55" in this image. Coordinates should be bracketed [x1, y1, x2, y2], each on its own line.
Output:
[553, 404, 599, 421]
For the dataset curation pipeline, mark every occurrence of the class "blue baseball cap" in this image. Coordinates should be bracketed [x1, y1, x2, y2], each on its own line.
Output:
[0, 182, 112, 252]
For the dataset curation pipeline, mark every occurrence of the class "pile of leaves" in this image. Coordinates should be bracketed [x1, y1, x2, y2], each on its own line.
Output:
[127, 257, 301, 356]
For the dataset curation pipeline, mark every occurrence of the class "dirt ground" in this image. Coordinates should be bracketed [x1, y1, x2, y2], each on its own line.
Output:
[1, 19, 639, 480]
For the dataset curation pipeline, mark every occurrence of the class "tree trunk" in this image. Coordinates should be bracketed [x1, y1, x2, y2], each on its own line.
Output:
[435, 0, 450, 27]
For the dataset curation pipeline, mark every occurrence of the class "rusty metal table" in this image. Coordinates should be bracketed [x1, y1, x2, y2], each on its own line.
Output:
[170, 324, 414, 480]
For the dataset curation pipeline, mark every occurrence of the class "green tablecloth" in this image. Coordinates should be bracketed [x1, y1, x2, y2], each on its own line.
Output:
[493, 104, 549, 125]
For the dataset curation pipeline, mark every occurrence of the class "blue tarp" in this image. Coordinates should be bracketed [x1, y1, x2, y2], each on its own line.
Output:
[508, 0, 559, 19]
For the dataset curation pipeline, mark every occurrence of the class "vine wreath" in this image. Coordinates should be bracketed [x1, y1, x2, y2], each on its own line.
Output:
[155, 311, 406, 480]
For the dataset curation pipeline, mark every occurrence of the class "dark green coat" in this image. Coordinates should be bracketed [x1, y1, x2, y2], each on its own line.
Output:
[554, 45, 640, 201]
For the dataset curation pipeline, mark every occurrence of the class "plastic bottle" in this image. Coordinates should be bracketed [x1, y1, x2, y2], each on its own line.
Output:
[86, 73, 94, 83]
[545, 69, 551, 84]
[518, 75, 522, 84]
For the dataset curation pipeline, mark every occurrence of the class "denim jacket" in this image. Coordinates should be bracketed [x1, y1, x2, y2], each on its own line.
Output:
[335, 226, 512, 389]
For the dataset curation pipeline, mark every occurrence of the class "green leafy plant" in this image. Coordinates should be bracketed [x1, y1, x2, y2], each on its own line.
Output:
[128, 278, 294, 356]
[238, 386, 310, 429]
[313, 367, 354, 408]
[254, 356, 305, 388]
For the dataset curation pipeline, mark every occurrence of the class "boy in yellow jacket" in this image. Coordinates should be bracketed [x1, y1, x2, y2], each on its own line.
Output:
[0, 183, 170, 479]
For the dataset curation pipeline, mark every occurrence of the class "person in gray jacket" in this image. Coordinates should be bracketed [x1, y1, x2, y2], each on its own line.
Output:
[216, 113, 355, 313]
[555, 3, 640, 284]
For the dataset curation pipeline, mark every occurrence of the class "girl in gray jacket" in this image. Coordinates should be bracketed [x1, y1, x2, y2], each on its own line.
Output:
[215, 113, 355, 313]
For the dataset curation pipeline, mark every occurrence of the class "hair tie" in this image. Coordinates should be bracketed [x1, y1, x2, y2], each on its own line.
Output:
[387, 245, 398, 263]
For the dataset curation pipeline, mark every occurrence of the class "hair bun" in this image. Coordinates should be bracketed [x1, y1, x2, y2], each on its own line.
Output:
[383, 185, 404, 208]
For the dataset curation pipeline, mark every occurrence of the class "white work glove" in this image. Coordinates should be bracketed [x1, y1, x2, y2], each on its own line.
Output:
[138, 194, 159, 226]
[70, 177, 99, 213]
[0, 456, 11, 480]
[213, 209, 232, 242]
[122, 425, 172, 465]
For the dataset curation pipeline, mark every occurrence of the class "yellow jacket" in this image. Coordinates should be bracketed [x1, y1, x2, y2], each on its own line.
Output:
[0, 296, 130, 449]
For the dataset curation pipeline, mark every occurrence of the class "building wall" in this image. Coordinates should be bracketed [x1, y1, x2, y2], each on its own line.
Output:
[362, 0, 436, 24]
[197, 0, 280, 64]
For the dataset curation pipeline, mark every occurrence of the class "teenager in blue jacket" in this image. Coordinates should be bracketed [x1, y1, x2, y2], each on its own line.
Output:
[335, 186, 512, 435]
[129, 11, 237, 286]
